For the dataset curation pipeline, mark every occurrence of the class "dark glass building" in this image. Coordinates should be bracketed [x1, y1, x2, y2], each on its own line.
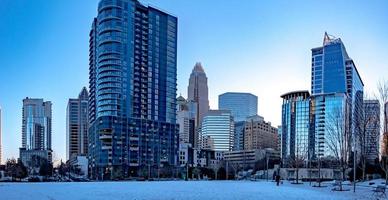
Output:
[88, 0, 178, 179]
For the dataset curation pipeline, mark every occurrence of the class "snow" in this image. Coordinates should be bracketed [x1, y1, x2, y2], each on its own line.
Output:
[0, 180, 381, 200]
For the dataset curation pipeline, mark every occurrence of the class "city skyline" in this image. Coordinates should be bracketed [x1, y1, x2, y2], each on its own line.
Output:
[1, 0, 388, 162]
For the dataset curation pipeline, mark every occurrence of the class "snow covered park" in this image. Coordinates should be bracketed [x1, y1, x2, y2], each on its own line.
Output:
[0, 180, 385, 200]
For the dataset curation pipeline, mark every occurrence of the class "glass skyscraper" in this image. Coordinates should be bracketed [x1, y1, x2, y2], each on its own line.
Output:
[67, 87, 89, 160]
[200, 110, 234, 152]
[281, 91, 312, 164]
[219, 92, 257, 151]
[88, 0, 178, 179]
[21, 98, 52, 151]
[218, 92, 258, 122]
[19, 98, 53, 166]
[310, 33, 364, 158]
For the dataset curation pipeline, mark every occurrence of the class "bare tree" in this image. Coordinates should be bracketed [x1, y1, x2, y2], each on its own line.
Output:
[289, 136, 308, 184]
[375, 79, 388, 185]
[355, 96, 380, 181]
[326, 105, 351, 190]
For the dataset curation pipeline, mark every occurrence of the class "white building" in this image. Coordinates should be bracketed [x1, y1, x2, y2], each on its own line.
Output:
[200, 110, 234, 152]
[68, 156, 88, 178]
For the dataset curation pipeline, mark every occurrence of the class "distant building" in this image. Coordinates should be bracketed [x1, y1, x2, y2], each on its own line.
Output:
[68, 156, 89, 178]
[200, 110, 234, 151]
[196, 149, 223, 169]
[218, 92, 258, 151]
[218, 92, 258, 122]
[20, 98, 52, 166]
[233, 121, 245, 151]
[244, 115, 278, 151]
[363, 100, 380, 163]
[281, 91, 311, 165]
[223, 148, 279, 169]
[178, 143, 194, 167]
[176, 95, 197, 147]
[66, 87, 89, 160]
[178, 143, 223, 169]
[188, 62, 209, 148]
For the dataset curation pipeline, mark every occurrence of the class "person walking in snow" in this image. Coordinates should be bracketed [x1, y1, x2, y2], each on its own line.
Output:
[275, 174, 280, 186]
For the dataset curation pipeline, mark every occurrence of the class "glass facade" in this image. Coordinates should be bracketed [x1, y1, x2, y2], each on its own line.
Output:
[310, 94, 348, 158]
[281, 91, 311, 164]
[310, 33, 364, 159]
[88, 0, 178, 179]
[200, 110, 234, 152]
[233, 121, 245, 151]
[21, 98, 52, 151]
[20, 98, 52, 165]
[218, 92, 258, 122]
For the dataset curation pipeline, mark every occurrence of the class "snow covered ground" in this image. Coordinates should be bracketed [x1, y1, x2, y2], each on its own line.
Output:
[0, 180, 383, 200]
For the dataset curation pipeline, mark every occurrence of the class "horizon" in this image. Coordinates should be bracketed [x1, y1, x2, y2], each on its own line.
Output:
[0, 0, 388, 163]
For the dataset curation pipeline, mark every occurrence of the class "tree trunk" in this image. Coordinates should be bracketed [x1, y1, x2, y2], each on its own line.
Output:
[362, 163, 365, 181]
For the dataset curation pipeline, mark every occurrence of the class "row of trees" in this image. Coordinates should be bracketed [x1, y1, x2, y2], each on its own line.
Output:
[3, 156, 53, 180]
[325, 80, 388, 185]
[284, 80, 388, 188]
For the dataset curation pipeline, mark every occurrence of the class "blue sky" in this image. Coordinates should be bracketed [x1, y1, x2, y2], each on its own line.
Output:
[0, 0, 387, 163]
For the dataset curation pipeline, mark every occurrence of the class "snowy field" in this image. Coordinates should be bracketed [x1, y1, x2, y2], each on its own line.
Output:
[0, 180, 383, 200]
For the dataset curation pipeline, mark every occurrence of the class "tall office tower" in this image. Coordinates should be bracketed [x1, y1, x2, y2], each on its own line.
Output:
[19, 98, 52, 166]
[88, 0, 178, 179]
[200, 110, 234, 151]
[363, 100, 380, 164]
[176, 95, 196, 146]
[244, 115, 278, 151]
[310, 33, 364, 158]
[0, 107, 2, 164]
[66, 87, 89, 161]
[218, 92, 258, 122]
[281, 91, 312, 165]
[218, 92, 257, 151]
[187, 63, 209, 132]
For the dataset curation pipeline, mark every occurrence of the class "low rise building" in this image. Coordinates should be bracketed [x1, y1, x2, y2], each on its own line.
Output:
[223, 148, 279, 169]
[244, 115, 278, 151]
[68, 156, 88, 178]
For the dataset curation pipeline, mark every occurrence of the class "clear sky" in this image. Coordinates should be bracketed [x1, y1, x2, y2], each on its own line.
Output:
[0, 0, 387, 163]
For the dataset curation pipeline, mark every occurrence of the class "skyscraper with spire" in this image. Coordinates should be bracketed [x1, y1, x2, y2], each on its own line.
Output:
[67, 87, 89, 160]
[187, 62, 209, 147]
[310, 32, 363, 158]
